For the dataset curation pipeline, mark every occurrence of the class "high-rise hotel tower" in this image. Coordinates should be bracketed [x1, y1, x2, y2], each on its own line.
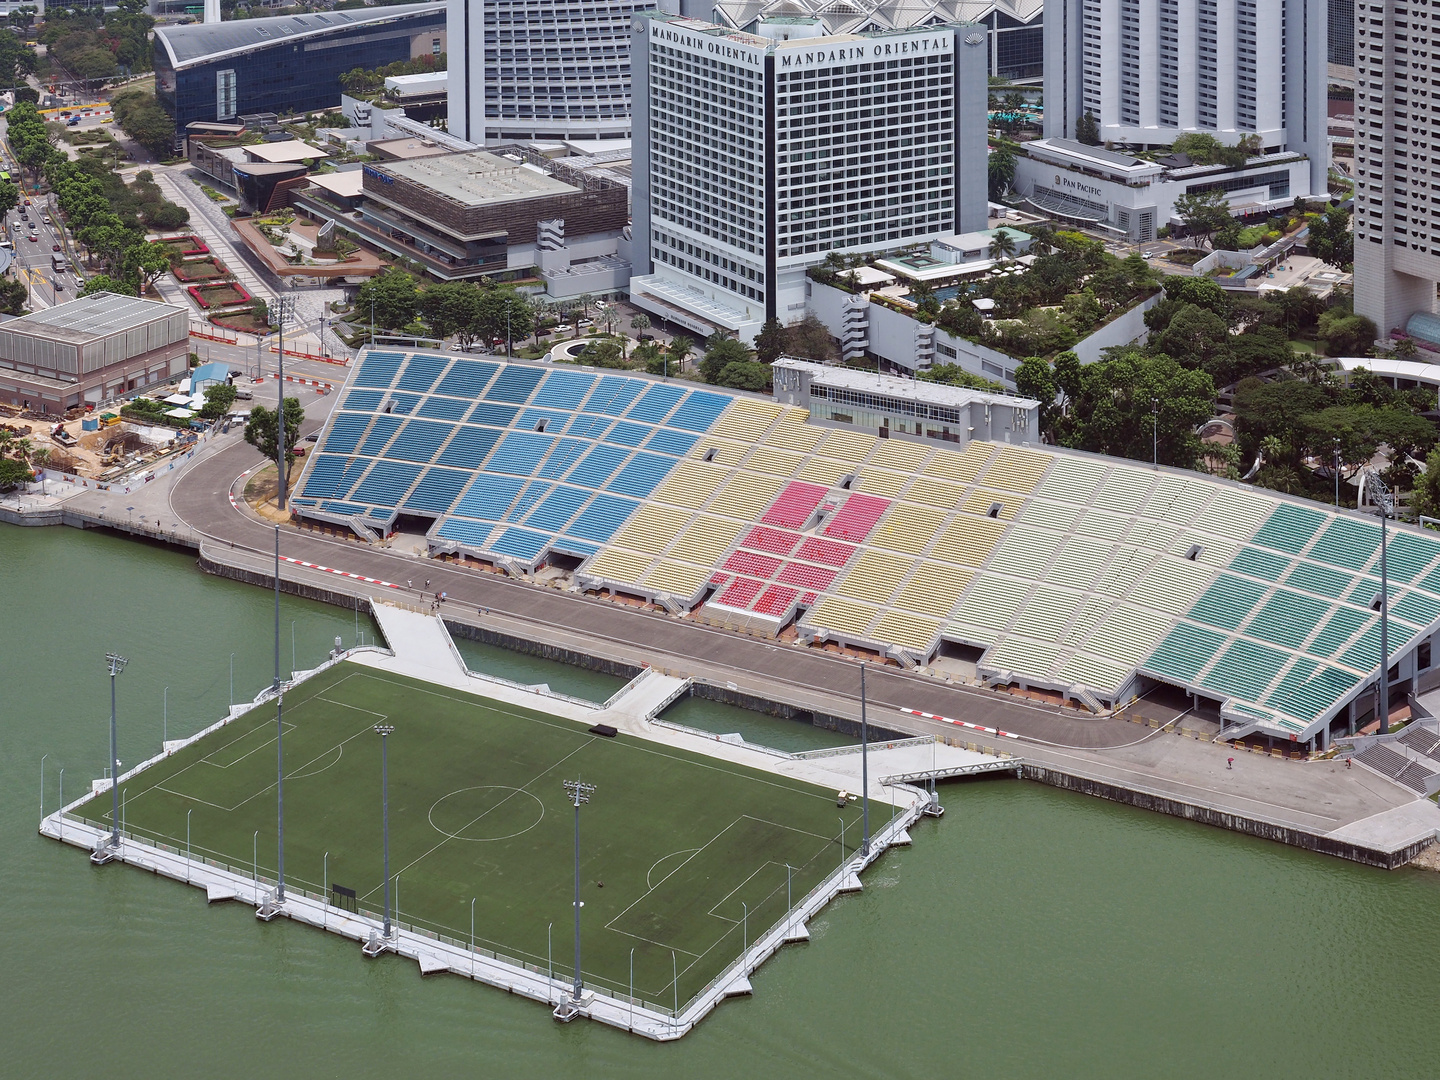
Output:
[628, 13, 989, 341]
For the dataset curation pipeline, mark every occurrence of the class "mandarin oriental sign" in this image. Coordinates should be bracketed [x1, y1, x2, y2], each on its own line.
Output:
[779, 34, 953, 67]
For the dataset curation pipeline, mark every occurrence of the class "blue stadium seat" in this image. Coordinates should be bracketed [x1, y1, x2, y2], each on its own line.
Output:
[567, 443, 630, 488]
[469, 401, 521, 427]
[437, 519, 496, 548]
[387, 419, 456, 464]
[517, 407, 571, 433]
[358, 414, 404, 456]
[565, 414, 612, 440]
[417, 395, 471, 420]
[606, 451, 671, 498]
[403, 467, 472, 515]
[324, 413, 372, 455]
[321, 501, 368, 516]
[604, 420, 651, 448]
[352, 460, 424, 508]
[566, 493, 639, 543]
[485, 364, 546, 404]
[396, 354, 450, 393]
[533, 370, 598, 410]
[588, 375, 645, 416]
[454, 474, 526, 520]
[352, 352, 405, 388]
[526, 485, 591, 531]
[436, 359, 500, 399]
[491, 527, 550, 561]
[668, 390, 732, 431]
[552, 537, 600, 557]
[626, 384, 685, 424]
[331, 457, 372, 500]
[643, 427, 699, 457]
[488, 431, 555, 475]
[537, 438, 589, 479]
[300, 453, 348, 498]
[388, 392, 421, 416]
[436, 426, 501, 470]
[343, 389, 383, 411]
[506, 480, 554, 522]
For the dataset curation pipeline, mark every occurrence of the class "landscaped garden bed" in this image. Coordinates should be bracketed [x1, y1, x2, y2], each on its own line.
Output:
[159, 235, 209, 257]
[173, 257, 231, 282]
[189, 282, 252, 309]
[209, 305, 272, 333]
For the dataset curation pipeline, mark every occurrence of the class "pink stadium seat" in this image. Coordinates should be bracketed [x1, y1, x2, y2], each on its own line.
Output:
[723, 551, 784, 579]
[794, 537, 856, 567]
[717, 577, 765, 608]
[761, 481, 828, 529]
[777, 562, 837, 590]
[754, 585, 799, 618]
[822, 493, 890, 543]
[742, 526, 801, 557]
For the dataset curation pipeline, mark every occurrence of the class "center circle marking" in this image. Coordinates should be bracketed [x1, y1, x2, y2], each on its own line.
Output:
[428, 785, 545, 842]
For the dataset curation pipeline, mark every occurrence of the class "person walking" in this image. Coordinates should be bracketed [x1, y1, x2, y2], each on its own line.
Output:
[1227, 757, 1234, 770]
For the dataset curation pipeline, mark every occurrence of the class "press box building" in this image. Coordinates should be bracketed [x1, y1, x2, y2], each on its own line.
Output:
[628, 13, 990, 342]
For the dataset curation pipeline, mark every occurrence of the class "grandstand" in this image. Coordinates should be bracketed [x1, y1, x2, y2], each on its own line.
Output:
[294, 349, 1440, 751]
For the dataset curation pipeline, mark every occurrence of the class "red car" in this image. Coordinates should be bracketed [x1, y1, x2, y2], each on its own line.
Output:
[28, 234, 37, 242]
[52, 243, 60, 252]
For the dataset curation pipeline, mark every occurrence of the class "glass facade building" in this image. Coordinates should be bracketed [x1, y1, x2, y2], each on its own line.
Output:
[155, 5, 447, 134]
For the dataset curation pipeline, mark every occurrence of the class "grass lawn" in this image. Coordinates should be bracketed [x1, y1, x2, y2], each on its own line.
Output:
[75, 662, 866, 1009]
[174, 259, 229, 282]
[194, 283, 249, 306]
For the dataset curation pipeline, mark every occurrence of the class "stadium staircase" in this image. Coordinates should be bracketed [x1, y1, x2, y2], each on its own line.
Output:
[1353, 729, 1440, 795]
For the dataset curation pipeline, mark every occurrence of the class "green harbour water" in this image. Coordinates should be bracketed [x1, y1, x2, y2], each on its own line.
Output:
[4, 523, 1439, 1079]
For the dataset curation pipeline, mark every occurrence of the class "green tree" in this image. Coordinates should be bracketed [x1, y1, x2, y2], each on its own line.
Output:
[1151, 304, 1233, 373]
[0, 178, 18, 219]
[633, 340, 666, 375]
[420, 280, 481, 344]
[919, 364, 1007, 392]
[1014, 355, 1059, 432]
[714, 361, 773, 392]
[988, 143, 1016, 200]
[987, 230, 1018, 263]
[110, 90, 177, 159]
[629, 313, 651, 340]
[1411, 446, 1440, 524]
[79, 274, 136, 297]
[784, 313, 838, 363]
[699, 335, 751, 383]
[357, 270, 419, 331]
[198, 383, 238, 420]
[1075, 111, 1101, 146]
[1317, 309, 1379, 355]
[1173, 188, 1231, 251]
[666, 335, 694, 372]
[575, 338, 626, 368]
[0, 276, 26, 315]
[243, 397, 307, 479]
[1307, 204, 1354, 269]
[754, 318, 787, 364]
[0, 456, 32, 490]
[124, 241, 171, 294]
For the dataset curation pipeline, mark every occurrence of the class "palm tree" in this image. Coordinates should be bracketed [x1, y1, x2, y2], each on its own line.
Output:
[988, 231, 1018, 263]
[0, 428, 13, 457]
[630, 313, 651, 340]
[1027, 227, 1055, 257]
[667, 335, 694, 373]
[531, 300, 553, 345]
[600, 303, 620, 336]
[12, 436, 33, 462]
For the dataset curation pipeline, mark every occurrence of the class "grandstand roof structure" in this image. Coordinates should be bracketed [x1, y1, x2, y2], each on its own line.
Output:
[295, 349, 1440, 746]
[710, 0, 1041, 37]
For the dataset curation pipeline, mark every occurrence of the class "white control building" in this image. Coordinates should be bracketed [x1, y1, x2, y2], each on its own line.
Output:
[629, 12, 989, 342]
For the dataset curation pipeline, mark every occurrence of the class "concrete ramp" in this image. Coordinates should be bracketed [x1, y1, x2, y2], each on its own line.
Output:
[598, 669, 691, 727]
[369, 604, 469, 682]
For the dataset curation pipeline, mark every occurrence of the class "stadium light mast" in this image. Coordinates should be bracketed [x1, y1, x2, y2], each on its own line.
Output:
[272, 524, 286, 909]
[859, 662, 870, 858]
[563, 778, 596, 1009]
[1366, 472, 1393, 736]
[375, 724, 395, 938]
[100, 652, 127, 858]
[274, 296, 295, 512]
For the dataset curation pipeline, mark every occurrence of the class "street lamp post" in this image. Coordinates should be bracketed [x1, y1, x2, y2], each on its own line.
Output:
[859, 661, 870, 857]
[563, 778, 595, 1005]
[375, 724, 395, 938]
[1366, 472, 1393, 736]
[105, 653, 127, 851]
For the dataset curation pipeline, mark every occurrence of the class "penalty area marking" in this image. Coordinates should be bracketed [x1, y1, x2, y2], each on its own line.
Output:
[647, 847, 701, 890]
[427, 785, 546, 842]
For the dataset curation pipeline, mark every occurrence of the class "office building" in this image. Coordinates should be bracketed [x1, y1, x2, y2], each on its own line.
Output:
[629, 12, 989, 341]
[155, 5, 447, 133]
[1353, 3, 1440, 339]
[0, 294, 189, 415]
[1043, 0, 1327, 195]
[447, 0, 649, 144]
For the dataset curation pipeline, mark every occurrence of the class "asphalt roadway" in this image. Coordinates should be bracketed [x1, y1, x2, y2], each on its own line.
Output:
[162, 420, 1142, 751]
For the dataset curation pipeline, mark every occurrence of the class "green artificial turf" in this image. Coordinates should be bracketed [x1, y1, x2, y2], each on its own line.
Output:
[78, 662, 868, 1009]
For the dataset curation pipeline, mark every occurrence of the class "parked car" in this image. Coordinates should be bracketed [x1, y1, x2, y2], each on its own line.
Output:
[577, 318, 594, 328]
[554, 323, 573, 333]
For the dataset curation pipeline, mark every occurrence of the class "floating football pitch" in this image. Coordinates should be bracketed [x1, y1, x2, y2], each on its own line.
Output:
[78, 663, 869, 1008]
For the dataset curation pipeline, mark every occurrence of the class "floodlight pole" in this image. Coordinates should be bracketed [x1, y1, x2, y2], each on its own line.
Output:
[470, 897, 476, 978]
[1368, 473, 1392, 736]
[186, 809, 192, 884]
[1333, 438, 1340, 507]
[1151, 397, 1159, 466]
[275, 296, 293, 512]
[274, 525, 286, 905]
[106, 652, 127, 848]
[376, 724, 395, 937]
[162, 686, 167, 746]
[563, 778, 595, 1003]
[860, 661, 870, 857]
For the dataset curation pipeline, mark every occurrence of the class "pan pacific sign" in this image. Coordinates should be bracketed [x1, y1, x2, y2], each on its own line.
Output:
[1053, 172, 1105, 199]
